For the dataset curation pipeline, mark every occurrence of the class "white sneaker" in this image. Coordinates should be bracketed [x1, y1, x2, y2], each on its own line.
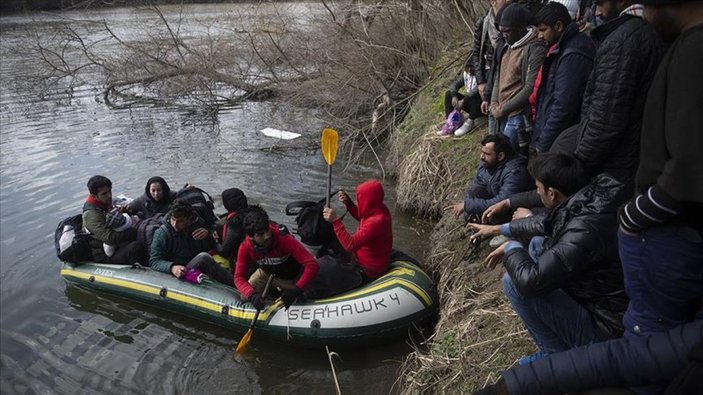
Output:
[454, 119, 476, 137]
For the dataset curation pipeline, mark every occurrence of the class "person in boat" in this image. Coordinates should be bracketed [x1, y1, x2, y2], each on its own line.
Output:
[213, 188, 251, 268]
[446, 134, 533, 224]
[128, 176, 177, 219]
[322, 179, 393, 283]
[82, 175, 147, 265]
[102, 211, 140, 259]
[149, 199, 234, 287]
[235, 206, 319, 310]
[470, 153, 628, 364]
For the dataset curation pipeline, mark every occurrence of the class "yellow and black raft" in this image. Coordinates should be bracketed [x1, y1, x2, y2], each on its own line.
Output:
[60, 259, 438, 348]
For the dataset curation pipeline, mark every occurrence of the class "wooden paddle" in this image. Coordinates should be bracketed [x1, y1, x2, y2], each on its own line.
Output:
[235, 273, 275, 354]
[321, 128, 339, 208]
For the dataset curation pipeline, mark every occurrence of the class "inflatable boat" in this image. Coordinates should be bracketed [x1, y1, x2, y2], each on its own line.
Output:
[60, 259, 438, 348]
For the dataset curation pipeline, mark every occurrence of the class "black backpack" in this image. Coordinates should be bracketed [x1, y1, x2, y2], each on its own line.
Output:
[55, 214, 93, 263]
[175, 186, 218, 229]
[285, 192, 341, 247]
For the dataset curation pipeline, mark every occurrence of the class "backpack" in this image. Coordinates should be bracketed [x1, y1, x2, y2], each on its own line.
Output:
[285, 192, 340, 247]
[136, 213, 164, 259]
[175, 186, 217, 229]
[55, 214, 93, 263]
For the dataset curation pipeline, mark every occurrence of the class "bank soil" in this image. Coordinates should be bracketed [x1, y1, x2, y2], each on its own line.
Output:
[388, 64, 535, 394]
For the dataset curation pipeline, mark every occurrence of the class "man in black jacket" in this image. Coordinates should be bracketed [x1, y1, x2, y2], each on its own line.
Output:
[617, 0, 703, 342]
[571, 0, 667, 193]
[480, 153, 628, 364]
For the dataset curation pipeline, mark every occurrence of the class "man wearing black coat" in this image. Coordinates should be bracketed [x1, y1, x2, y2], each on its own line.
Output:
[571, 0, 667, 193]
[476, 153, 628, 363]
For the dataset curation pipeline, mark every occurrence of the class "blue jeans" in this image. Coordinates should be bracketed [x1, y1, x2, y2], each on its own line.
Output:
[502, 273, 598, 354]
[499, 113, 524, 151]
[528, 236, 545, 261]
[618, 226, 703, 338]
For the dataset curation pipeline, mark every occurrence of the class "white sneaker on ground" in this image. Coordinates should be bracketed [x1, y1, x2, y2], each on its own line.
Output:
[489, 235, 510, 247]
[454, 119, 476, 137]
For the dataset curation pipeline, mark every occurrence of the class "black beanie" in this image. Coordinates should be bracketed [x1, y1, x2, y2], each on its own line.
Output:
[222, 188, 248, 212]
[499, 4, 534, 28]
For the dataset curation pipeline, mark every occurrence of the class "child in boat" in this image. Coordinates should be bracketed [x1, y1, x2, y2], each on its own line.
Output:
[103, 210, 141, 258]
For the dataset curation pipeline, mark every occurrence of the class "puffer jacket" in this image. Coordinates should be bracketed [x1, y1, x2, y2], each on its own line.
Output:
[533, 22, 595, 153]
[464, 155, 534, 218]
[502, 319, 703, 395]
[504, 174, 630, 339]
[149, 214, 214, 274]
[129, 190, 177, 219]
[573, 15, 666, 188]
[83, 201, 137, 263]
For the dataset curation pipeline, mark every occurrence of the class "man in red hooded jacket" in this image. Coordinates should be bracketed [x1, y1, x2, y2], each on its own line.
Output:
[323, 179, 393, 282]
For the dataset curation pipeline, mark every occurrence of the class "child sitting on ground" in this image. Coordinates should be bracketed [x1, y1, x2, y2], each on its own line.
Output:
[439, 62, 482, 137]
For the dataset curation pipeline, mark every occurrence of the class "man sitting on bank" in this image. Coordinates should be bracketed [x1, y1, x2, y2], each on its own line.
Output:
[469, 153, 628, 364]
[235, 206, 319, 310]
[446, 134, 532, 223]
[82, 175, 146, 265]
[149, 199, 234, 287]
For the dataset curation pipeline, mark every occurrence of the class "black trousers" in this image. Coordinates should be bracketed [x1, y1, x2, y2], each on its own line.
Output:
[109, 240, 147, 265]
[444, 90, 483, 120]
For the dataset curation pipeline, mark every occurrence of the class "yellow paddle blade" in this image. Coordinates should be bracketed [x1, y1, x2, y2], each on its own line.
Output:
[321, 128, 339, 166]
[235, 329, 253, 354]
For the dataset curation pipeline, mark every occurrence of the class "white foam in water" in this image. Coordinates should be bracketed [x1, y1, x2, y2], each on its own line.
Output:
[260, 127, 301, 140]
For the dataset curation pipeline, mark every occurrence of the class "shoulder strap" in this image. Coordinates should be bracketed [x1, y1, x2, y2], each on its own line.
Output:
[285, 200, 316, 216]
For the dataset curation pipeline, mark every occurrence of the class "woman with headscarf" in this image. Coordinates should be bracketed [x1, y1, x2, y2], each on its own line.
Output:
[214, 188, 250, 265]
[129, 177, 177, 219]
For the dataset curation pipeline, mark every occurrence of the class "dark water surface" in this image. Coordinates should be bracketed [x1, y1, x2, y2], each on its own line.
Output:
[0, 4, 431, 394]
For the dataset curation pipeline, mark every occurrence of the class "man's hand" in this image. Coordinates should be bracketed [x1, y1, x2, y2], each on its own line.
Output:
[171, 264, 186, 278]
[249, 292, 265, 310]
[482, 199, 510, 223]
[444, 203, 465, 217]
[485, 242, 508, 270]
[467, 223, 501, 240]
[451, 96, 459, 109]
[512, 208, 533, 221]
[490, 103, 504, 119]
[478, 83, 486, 97]
[322, 207, 339, 222]
[481, 100, 490, 115]
[192, 228, 209, 240]
[281, 287, 302, 309]
[338, 188, 350, 204]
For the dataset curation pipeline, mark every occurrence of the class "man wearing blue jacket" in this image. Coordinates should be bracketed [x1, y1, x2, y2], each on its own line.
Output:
[532, 2, 595, 153]
[447, 134, 532, 222]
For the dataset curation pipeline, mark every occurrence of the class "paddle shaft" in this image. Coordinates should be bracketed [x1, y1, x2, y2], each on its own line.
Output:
[326, 165, 332, 208]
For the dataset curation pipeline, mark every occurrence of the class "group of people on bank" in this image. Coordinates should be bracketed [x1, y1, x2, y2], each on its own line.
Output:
[79, 175, 394, 310]
[438, 0, 702, 393]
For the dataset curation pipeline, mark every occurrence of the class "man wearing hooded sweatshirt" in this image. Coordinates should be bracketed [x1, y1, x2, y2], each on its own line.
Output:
[322, 179, 393, 282]
[488, 3, 548, 151]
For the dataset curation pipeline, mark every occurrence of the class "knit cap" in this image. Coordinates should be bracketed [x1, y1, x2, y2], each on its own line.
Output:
[499, 4, 534, 28]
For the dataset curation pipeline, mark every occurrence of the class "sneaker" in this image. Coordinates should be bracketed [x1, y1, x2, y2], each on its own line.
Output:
[183, 268, 207, 284]
[436, 128, 453, 137]
[489, 235, 509, 247]
[518, 351, 547, 366]
[454, 118, 476, 137]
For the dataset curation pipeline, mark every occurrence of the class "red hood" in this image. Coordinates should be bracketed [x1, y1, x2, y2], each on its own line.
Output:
[356, 179, 386, 217]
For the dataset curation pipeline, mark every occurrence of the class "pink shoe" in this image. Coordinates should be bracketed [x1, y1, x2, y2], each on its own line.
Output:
[183, 268, 207, 284]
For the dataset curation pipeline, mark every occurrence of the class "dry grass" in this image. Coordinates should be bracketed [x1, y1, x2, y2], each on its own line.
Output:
[396, 214, 535, 394]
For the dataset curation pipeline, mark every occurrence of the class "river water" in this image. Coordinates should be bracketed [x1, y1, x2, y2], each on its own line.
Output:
[0, 4, 432, 394]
